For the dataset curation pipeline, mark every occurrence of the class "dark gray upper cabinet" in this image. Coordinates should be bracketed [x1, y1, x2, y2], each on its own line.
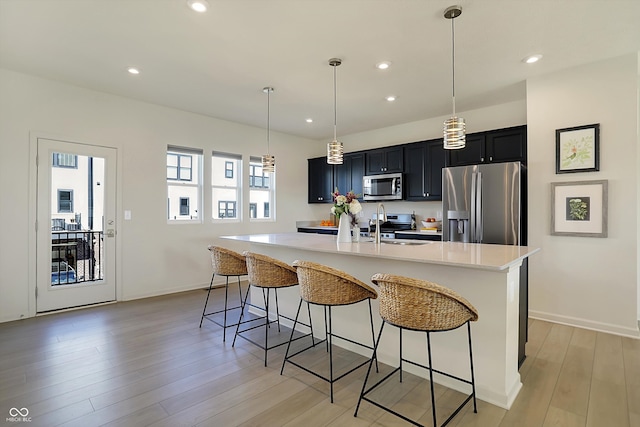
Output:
[446, 125, 527, 167]
[365, 146, 404, 174]
[308, 157, 334, 203]
[334, 152, 365, 197]
[404, 139, 446, 201]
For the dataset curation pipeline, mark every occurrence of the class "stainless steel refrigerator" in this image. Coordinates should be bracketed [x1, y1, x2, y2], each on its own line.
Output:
[442, 161, 526, 246]
[442, 161, 529, 366]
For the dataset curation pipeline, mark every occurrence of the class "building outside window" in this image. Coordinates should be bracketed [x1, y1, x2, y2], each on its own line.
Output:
[167, 146, 202, 222]
[52, 153, 78, 168]
[212, 152, 241, 220]
[218, 201, 236, 218]
[249, 203, 257, 219]
[179, 197, 189, 216]
[249, 156, 275, 220]
[58, 189, 73, 213]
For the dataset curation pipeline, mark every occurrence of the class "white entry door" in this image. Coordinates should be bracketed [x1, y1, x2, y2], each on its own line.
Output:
[36, 138, 117, 312]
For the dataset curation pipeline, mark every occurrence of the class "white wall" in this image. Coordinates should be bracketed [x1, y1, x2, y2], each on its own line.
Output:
[0, 68, 318, 322]
[526, 54, 639, 337]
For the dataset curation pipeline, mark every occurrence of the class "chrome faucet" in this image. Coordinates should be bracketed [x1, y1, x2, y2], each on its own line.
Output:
[375, 203, 387, 245]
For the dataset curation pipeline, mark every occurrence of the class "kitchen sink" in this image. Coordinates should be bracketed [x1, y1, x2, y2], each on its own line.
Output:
[381, 240, 432, 246]
[360, 238, 432, 246]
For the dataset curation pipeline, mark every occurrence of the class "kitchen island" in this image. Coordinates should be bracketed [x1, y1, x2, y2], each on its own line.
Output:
[220, 232, 539, 409]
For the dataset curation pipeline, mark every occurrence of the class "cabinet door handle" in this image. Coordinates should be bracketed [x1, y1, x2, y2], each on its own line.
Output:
[489, 156, 493, 161]
[426, 192, 430, 197]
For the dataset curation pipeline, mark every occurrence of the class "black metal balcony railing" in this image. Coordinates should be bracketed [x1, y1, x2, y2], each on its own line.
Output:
[51, 230, 104, 286]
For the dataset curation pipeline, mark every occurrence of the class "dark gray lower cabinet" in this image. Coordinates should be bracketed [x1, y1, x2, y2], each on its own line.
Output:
[394, 232, 442, 241]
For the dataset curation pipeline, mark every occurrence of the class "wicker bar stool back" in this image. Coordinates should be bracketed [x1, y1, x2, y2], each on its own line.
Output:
[199, 246, 248, 342]
[355, 273, 479, 427]
[281, 260, 378, 403]
[233, 252, 311, 367]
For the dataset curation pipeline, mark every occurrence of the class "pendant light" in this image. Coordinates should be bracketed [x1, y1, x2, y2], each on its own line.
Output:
[443, 5, 466, 150]
[261, 86, 275, 173]
[327, 58, 344, 165]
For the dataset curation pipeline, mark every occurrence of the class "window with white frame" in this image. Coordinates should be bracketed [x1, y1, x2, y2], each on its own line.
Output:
[167, 146, 202, 222]
[212, 152, 241, 220]
[249, 156, 275, 220]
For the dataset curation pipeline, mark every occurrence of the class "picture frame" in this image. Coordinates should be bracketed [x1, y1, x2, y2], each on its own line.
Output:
[555, 123, 600, 173]
[551, 180, 608, 237]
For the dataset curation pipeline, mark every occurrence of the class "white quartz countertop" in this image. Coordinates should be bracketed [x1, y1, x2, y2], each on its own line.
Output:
[220, 232, 539, 271]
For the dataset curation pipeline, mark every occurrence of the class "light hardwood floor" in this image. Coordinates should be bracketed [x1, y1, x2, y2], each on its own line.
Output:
[1, 286, 638, 427]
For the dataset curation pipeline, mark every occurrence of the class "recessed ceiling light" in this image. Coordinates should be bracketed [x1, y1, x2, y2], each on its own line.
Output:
[385, 95, 396, 102]
[187, 0, 209, 12]
[305, 118, 313, 123]
[376, 61, 391, 70]
[523, 54, 543, 64]
[127, 67, 140, 75]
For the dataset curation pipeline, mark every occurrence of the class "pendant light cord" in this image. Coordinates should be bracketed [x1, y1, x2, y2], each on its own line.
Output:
[267, 88, 271, 154]
[333, 63, 338, 141]
[451, 15, 456, 116]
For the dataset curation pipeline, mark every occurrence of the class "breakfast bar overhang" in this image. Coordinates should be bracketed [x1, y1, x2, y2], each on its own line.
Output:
[221, 232, 540, 409]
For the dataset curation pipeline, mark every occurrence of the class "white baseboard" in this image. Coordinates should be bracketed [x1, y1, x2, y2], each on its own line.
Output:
[529, 310, 640, 339]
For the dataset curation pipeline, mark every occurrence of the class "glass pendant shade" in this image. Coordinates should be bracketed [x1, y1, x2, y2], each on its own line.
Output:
[443, 116, 466, 149]
[327, 139, 343, 164]
[261, 154, 275, 172]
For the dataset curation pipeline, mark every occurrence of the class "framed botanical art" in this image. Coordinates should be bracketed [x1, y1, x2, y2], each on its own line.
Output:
[555, 123, 600, 173]
[551, 180, 608, 237]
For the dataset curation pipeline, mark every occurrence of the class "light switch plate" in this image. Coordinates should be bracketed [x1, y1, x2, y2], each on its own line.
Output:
[124, 210, 132, 220]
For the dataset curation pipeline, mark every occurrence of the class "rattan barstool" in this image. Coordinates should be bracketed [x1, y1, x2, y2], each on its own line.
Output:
[281, 260, 379, 403]
[232, 252, 313, 367]
[199, 245, 248, 342]
[355, 273, 479, 427]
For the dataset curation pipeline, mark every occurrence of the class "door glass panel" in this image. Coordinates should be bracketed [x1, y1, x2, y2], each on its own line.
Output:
[50, 152, 105, 286]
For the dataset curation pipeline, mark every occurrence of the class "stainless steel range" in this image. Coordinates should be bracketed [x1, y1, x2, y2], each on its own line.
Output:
[367, 213, 413, 239]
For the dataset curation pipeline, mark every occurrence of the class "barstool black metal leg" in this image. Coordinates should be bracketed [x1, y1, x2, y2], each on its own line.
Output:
[222, 276, 230, 341]
[199, 273, 215, 328]
[264, 288, 270, 367]
[236, 276, 243, 308]
[328, 305, 334, 403]
[368, 299, 379, 373]
[307, 302, 316, 347]
[232, 284, 252, 347]
[323, 306, 329, 352]
[274, 289, 281, 332]
[426, 331, 437, 427]
[399, 327, 403, 382]
[468, 321, 477, 413]
[354, 321, 386, 417]
[280, 298, 304, 375]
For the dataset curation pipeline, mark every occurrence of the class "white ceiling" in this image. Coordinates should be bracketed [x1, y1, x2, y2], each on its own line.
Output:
[1, 0, 639, 141]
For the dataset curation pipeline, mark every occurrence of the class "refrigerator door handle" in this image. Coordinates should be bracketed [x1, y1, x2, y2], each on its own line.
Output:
[476, 172, 483, 242]
[470, 172, 477, 242]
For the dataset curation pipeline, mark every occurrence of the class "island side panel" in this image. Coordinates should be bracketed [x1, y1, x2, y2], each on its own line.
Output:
[249, 243, 522, 410]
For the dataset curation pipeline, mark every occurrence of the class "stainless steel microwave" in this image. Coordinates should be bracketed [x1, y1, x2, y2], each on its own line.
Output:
[362, 173, 403, 201]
